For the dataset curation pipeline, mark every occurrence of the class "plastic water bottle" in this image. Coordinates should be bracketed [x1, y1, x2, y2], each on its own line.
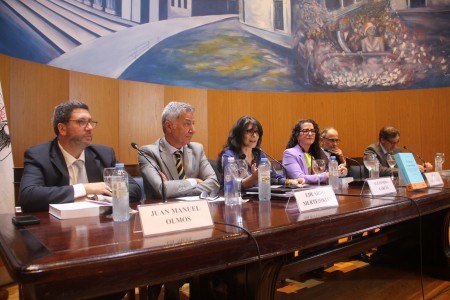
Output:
[258, 157, 271, 201]
[329, 156, 339, 191]
[224, 157, 239, 206]
[111, 163, 130, 221]
[435, 153, 444, 175]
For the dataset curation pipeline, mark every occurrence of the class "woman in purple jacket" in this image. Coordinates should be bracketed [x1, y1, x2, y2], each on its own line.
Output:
[283, 119, 329, 184]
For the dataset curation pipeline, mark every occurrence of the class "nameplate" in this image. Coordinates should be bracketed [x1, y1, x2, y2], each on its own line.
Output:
[424, 172, 444, 187]
[294, 186, 339, 212]
[138, 200, 213, 236]
[367, 178, 396, 195]
[142, 227, 214, 248]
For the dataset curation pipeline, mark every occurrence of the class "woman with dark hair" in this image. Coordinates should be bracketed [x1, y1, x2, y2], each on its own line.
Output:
[283, 119, 329, 184]
[217, 116, 304, 189]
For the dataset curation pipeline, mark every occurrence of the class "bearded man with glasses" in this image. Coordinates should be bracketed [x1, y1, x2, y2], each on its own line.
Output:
[19, 100, 142, 213]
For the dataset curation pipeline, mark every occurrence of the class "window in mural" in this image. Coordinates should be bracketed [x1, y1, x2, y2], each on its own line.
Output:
[0, 0, 449, 92]
[274, 0, 284, 30]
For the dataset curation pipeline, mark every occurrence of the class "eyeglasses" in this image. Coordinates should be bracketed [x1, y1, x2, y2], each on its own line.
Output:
[386, 139, 400, 146]
[323, 137, 340, 144]
[300, 129, 316, 135]
[245, 129, 260, 136]
[68, 119, 98, 128]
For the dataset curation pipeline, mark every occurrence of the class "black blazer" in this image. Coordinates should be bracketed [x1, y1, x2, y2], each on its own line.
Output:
[19, 138, 142, 212]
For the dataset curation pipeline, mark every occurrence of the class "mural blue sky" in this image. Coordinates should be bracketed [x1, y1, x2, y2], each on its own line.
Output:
[1, 0, 449, 92]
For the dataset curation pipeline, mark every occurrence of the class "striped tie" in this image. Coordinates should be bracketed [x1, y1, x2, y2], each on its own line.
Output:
[174, 151, 186, 179]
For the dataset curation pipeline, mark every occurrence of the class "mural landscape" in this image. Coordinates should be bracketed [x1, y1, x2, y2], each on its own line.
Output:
[1, 0, 449, 92]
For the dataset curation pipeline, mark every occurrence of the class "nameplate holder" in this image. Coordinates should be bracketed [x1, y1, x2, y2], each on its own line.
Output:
[138, 200, 213, 236]
[294, 186, 339, 212]
[424, 172, 444, 187]
[367, 178, 396, 195]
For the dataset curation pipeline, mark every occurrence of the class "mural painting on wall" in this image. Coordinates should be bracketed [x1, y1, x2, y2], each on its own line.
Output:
[0, 0, 449, 92]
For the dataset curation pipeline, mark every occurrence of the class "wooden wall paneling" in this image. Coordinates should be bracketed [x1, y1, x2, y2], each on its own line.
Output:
[440, 88, 450, 170]
[207, 90, 255, 160]
[69, 71, 119, 156]
[269, 92, 303, 159]
[164, 85, 208, 154]
[351, 92, 377, 157]
[118, 80, 164, 164]
[391, 92, 423, 161]
[11, 59, 69, 166]
[332, 93, 357, 158]
[418, 90, 446, 164]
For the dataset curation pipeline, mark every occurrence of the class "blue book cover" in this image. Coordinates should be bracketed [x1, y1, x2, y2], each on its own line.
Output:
[394, 153, 427, 190]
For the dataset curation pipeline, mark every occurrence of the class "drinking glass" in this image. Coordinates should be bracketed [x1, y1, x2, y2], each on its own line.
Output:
[103, 167, 115, 190]
[386, 153, 396, 182]
[235, 159, 248, 201]
[363, 154, 377, 179]
[316, 159, 326, 186]
[312, 159, 325, 186]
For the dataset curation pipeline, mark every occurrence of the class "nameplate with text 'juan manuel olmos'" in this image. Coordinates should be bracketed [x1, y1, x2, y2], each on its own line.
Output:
[294, 186, 338, 212]
[138, 200, 213, 236]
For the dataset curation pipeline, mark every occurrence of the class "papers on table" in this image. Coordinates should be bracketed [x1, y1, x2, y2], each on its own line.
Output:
[176, 196, 224, 202]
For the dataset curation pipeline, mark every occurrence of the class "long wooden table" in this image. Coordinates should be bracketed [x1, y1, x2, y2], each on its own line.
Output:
[1, 183, 449, 299]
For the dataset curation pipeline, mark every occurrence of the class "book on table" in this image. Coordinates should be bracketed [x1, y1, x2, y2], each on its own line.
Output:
[49, 202, 102, 220]
[394, 152, 427, 191]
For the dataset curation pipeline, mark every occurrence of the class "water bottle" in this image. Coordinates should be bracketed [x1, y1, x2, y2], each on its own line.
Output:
[328, 156, 339, 191]
[224, 157, 239, 206]
[258, 157, 271, 201]
[111, 163, 130, 221]
[435, 153, 443, 175]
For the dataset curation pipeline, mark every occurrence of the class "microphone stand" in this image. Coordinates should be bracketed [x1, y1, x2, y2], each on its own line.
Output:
[257, 147, 290, 183]
[131, 142, 166, 203]
[403, 146, 426, 168]
[324, 149, 365, 186]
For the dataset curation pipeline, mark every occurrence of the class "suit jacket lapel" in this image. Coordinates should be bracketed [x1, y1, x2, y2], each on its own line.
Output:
[85, 148, 103, 182]
[183, 145, 193, 177]
[159, 139, 178, 180]
[296, 145, 309, 175]
[49, 139, 70, 185]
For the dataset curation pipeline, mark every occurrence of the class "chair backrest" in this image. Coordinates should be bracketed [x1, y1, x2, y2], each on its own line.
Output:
[209, 159, 223, 189]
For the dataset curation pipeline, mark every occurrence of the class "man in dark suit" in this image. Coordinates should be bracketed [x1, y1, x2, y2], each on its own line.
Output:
[364, 126, 432, 177]
[19, 100, 142, 213]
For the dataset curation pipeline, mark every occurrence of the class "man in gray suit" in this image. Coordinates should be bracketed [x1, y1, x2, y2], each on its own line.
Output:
[140, 101, 219, 300]
[139, 101, 219, 200]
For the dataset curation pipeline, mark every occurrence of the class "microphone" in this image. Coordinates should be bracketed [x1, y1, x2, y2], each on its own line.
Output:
[324, 149, 365, 186]
[403, 146, 426, 166]
[257, 147, 288, 178]
[131, 142, 166, 203]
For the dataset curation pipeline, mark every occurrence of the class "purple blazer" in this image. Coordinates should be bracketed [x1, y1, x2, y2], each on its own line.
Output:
[282, 144, 327, 184]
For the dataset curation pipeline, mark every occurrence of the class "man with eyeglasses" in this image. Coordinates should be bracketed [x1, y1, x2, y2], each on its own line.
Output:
[364, 126, 432, 177]
[320, 127, 348, 177]
[19, 100, 142, 213]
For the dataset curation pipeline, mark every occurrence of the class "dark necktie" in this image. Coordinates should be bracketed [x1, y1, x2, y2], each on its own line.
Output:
[174, 151, 186, 179]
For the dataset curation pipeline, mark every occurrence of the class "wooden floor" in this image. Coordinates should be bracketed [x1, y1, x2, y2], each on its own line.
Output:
[2, 254, 449, 300]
